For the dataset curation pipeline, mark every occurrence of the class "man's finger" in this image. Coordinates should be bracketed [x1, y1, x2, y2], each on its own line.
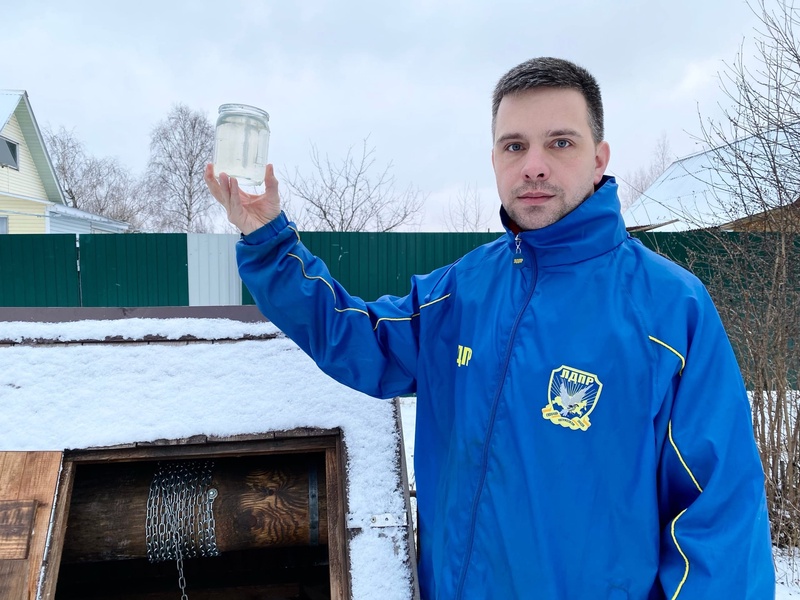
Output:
[230, 176, 245, 207]
[264, 164, 280, 202]
[265, 164, 278, 187]
[204, 164, 230, 209]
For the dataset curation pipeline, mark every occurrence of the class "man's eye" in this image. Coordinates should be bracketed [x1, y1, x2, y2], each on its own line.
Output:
[554, 139, 571, 149]
[507, 143, 523, 152]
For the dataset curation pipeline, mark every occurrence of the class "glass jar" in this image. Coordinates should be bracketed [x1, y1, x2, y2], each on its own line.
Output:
[213, 103, 270, 186]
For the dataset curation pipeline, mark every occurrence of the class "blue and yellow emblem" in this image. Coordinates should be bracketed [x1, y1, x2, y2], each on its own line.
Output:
[542, 365, 603, 431]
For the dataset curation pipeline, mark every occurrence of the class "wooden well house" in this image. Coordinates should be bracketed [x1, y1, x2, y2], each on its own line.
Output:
[0, 308, 419, 600]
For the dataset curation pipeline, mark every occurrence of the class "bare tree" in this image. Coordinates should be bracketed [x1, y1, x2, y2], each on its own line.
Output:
[666, 0, 800, 549]
[443, 183, 492, 232]
[282, 139, 425, 232]
[44, 125, 87, 207]
[146, 104, 216, 233]
[44, 126, 150, 230]
[80, 158, 151, 229]
[618, 133, 673, 210]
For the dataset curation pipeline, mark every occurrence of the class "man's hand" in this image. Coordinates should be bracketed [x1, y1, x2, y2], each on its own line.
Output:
[204, 164, 282, 235]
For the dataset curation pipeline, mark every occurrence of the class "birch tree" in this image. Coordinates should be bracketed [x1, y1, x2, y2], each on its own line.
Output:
[146, 104, 217, 233]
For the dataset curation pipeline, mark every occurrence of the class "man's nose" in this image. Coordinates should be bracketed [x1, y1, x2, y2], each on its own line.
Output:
[520, 148, 550, 180]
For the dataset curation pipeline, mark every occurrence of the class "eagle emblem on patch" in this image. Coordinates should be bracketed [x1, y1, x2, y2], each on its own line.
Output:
[542, 365, 603, 431]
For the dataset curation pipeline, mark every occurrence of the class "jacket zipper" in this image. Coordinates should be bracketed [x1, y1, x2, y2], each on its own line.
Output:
[454, 233, 538, 598]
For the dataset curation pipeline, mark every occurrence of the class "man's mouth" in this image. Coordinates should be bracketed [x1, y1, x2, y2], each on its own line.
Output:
[518, 192, 554, 204]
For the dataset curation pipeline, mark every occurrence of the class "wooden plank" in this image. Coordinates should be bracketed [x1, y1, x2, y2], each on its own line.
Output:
[0, 500, 37, 559]
[23, 453, 62, 600]
[38, 460, 75, 600]
[393, 397, 422, 599]
[0, 452, 62, 600]
[0, 560, 29, 600]
[0, 453, 27, 500]
[337, 436, 353, 597]
[325, 437, 350, 600]
[0, 454, 31, 599]
[65, 434, 339, 464]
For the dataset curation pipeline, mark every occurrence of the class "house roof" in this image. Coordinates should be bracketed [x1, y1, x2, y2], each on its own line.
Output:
[0, 89, 67, 205]
[0, 92, 22, 127]
[49, 202, 129, 232]
[624, 128, 799, 232]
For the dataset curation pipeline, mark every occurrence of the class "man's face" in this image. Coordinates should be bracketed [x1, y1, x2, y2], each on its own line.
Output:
[492, 88, 610, 231]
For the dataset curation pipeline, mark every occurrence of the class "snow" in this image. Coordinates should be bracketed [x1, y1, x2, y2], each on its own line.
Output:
[0, 317, 277, 345]
[0, 318, 412, 599]
[2, 317, 798, 597]
[777, 548, 800, 598]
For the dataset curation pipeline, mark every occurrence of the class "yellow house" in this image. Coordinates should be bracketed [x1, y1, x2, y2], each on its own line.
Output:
[0, 90, 128, 234]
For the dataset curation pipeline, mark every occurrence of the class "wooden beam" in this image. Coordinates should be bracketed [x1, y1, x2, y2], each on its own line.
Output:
[393, 397, 422, 599]
[60, 456, 329, 563]
[64, 433, 339, 463]
[325, 436, 350, 600]
[38, 460, 75, 600]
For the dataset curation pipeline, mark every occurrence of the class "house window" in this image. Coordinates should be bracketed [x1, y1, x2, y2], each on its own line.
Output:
[0, 217, 7, 234]
[0, 136, 19, 170]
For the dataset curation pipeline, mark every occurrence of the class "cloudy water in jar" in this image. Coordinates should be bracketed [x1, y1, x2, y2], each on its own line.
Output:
[213, 104, 270, 186]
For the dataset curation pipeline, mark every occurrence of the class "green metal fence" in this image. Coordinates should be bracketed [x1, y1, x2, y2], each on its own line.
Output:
[4, 229, 788, 308]
[0, 234, 189, 308]
[0, 234, 79, 307]
[632, 231, 715, 282]
[79, 234, 189, 307]
[243, 230, 503, 304]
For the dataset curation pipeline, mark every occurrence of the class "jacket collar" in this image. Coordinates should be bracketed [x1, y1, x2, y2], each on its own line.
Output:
[501, 176, 628, 267]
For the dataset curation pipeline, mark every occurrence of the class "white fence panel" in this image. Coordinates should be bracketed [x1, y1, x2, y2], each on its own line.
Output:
[187, 234, 242, 306]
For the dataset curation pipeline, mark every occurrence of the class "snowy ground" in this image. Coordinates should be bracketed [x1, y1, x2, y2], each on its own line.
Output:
[777, 548, 800, 598]
[399, 397, 800, 598]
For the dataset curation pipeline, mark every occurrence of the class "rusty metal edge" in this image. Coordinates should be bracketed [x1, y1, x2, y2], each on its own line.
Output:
[0, 306, 268, 323]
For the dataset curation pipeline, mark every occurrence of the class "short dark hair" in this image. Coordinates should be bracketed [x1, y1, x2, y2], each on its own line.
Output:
[491, 57, 604, 144]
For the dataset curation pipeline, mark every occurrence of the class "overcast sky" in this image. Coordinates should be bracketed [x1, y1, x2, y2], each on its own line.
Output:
[3, 0, 763, 231]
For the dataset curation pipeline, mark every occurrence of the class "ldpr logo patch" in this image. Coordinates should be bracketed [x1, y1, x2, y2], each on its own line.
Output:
[542, 365, 603, 431]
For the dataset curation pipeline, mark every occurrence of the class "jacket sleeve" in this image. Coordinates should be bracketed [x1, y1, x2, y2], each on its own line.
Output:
[235, 213, 424, 399]
[654, 287, 774, 599]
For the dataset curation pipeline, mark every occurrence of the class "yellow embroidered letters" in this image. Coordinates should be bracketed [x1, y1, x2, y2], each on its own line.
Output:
[456, 345, 473, 367]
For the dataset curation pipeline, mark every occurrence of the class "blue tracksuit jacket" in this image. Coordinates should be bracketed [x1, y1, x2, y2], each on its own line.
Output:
[237, 177, 774, 599]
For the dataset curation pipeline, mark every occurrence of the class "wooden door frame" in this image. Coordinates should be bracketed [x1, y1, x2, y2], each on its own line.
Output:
[37, 429, 351, 600]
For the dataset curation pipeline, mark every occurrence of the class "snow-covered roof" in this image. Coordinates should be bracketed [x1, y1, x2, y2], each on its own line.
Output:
[624, 151, 722, 231]
[0, 89, 67, 206]
[49, 202, 129, 232]
[624, 129, 799, 232]
[0, 317, 413, 599]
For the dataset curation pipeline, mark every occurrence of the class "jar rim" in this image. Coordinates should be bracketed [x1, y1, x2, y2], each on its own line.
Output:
[217, 103, 270, 120]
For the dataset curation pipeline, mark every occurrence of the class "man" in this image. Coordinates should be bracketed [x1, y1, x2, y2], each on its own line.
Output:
[205, 57, 774, 599]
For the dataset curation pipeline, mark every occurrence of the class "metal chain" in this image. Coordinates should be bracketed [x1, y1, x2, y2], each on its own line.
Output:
[145, 460, 220, 599]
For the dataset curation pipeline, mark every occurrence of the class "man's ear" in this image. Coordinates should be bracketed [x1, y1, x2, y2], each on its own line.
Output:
[594, 141, 611, 184]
